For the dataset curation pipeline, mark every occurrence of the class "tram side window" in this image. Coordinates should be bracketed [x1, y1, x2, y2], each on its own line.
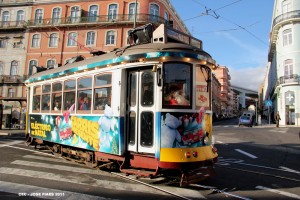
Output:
[52, 82, 62, 111]
[195, 66, 211, 110]
[64, 79, 76, 111]
[94, 74, 112, 111]
[41, 84, 51, 111]
[78, 77, 92, 111]
[163, 62, 192, 108]
[32, 86, 41, 112]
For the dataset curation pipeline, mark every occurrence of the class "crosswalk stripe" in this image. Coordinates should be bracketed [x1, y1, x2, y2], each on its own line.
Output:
[0, 140, 23, 148]
[0, 180, 116, 200]
[0, 167, 167, 195]
[23, 155, 69, 164]
[12, 160, 103, 175]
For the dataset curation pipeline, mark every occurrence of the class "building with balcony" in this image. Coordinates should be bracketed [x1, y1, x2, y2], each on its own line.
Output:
[211, 73, 221, 120]
[214, 65, 231, 116]
[0, 0, 189, 128]
[265, 0, 300, 126]
[0, 0, 31, 128]
[24, 0, 189, 76]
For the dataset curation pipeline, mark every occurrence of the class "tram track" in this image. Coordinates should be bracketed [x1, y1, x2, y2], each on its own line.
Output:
[216, 160, 300, 183]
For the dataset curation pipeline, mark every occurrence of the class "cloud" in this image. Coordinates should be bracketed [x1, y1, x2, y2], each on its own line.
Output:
[228, 66, 266, 91]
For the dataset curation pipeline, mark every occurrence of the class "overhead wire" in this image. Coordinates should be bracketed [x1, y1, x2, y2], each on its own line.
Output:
[185, 0, 269, 46]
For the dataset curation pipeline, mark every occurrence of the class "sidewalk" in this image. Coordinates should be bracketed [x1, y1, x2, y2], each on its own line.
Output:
[0, 128, 25, 137]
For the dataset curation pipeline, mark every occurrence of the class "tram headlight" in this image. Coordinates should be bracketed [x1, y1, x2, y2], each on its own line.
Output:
[203, 136, 209, 145]
[185, 152, 191, 158]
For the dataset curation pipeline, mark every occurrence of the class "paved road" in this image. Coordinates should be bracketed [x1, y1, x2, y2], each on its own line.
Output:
[0, 133, 203, 200]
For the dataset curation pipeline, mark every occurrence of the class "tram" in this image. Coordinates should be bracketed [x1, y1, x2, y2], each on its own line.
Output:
[25, 24, 218, 186]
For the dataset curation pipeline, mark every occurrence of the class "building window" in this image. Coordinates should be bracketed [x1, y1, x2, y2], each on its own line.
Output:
[10, 61, 18, 76]
[0, 61, 3, 75]
[129, 2, 138, 21]
[52, 7, 61, 24]
[88, 5, 98, 22]
[8, 88, 15, 98]
[35, 9, 43, 24]
[0, 39, 6, 48]
[283, 29, 292, 46]
[149, 4, 159, 22]
[16, 10, 24, 26]
[47, 59, 55, 69]
[67, 32, 77, 46]
[28, 60, 37, 76]
[164, 11, 169, 24]
[70, 6, 80, 23]
[31, 34, 40, 48]
[49, 33, 58, 47]
[106, 30, 115, 45]
[2, 11, 9, 26]
[282, 0, 291, 13]
[108, 4, 118, 21]
[284, 59, 293, 78]
[86, 31, 96, 46]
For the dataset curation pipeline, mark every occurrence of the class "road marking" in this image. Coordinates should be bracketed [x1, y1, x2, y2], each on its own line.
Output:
[23, 155, 69, 164]
[256, 186, 300, 199]
[0, 167, 166, 195]
[0, 180, 115, 200]
[235, 149, 257, 159]
[6, 145, 54, 156]
[0, 140, 23, 148]
[279, 166, 300, 174]
[12, 160, 106, 175]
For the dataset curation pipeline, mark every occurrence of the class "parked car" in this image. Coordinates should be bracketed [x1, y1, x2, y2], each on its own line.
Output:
[239, 115, 253, 127]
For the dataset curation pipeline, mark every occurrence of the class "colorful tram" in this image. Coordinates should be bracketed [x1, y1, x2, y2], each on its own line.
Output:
[25, 24, 218, 186]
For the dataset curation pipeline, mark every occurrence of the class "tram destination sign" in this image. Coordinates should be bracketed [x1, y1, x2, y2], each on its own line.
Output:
[166, 27, 202, 49]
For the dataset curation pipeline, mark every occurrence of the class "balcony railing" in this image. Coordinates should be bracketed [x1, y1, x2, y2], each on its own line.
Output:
[25, 14, 170, 28]
[278, 74, 299, 85]
[0, 21, 26, 29]
[0, 75, 27, 84]
[273, 10, 300, 27]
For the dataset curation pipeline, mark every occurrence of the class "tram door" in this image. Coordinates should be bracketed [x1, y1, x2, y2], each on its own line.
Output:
[127, 69, 156, 154]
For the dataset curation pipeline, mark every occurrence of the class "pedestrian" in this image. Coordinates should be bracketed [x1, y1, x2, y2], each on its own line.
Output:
[275, 111, 281, 128]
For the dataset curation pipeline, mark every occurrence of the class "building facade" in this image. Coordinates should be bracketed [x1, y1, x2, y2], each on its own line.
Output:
[0, 0, 31, 128]
[214, 65, 231, 117]
[0, 0, 189, 128]
[266, 0, 300, 126]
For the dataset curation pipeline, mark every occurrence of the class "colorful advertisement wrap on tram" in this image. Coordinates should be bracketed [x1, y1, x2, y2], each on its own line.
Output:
[29, 112, 122, 155]
[159, 107, 216, 163]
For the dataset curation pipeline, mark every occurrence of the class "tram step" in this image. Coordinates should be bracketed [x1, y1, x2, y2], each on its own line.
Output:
[127, 153, 158, 170]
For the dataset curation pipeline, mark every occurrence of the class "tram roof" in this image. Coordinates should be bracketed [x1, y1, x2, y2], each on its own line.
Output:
[26, 25, 215, 84]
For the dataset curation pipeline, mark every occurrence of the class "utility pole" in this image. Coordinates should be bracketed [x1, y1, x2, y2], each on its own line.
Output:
[134, 0, 138, 28]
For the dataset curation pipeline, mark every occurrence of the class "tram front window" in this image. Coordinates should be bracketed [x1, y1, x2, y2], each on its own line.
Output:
[163, 62, 192, 108]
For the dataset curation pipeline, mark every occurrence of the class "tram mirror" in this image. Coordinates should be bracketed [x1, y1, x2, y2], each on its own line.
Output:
[157, 68, 162, 86]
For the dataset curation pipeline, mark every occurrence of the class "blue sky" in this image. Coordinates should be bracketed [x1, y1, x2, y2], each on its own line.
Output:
[169, 0, 274, 91]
